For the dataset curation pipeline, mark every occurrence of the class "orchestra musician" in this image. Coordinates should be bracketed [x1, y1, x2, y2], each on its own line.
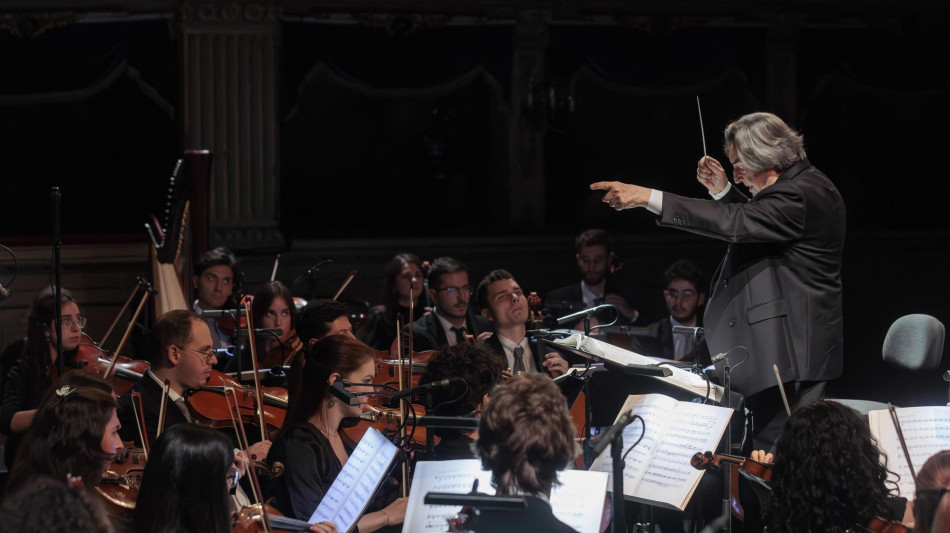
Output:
[193, 246, 241, 350]
[1, 287, 85, 471]
[913, 450, 950, 533]
[756, 400, 908, 533]
[467, 373, 579, 533]
[476, 269, 568, 377]
[357, 253, 429, 351]
[544, 229, 639, 325]
[115, 310, 270, 464]
[405, 257, 491, 351]
[0, 475, 115, 533]
[265, 335, 407, 531]
[416, 342, 504, 461]
[132, 423, 337, 533]
[221, 280, 302, 371]
[296, 299, 356, 345]
[591, 112, 846, 451]
[6, 372, 122, 494]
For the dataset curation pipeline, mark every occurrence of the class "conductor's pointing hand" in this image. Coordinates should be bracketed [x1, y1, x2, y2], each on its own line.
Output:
[590, 181, 651, 210]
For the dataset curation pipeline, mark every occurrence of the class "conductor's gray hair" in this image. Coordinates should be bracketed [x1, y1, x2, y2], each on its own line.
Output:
[724, 112, 806, 174]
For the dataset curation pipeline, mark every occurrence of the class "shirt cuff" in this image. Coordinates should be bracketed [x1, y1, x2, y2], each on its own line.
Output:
[647, 189, 663, 215]
[710, 182, 732, 200]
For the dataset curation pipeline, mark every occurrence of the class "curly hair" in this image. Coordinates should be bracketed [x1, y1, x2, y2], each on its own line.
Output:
[767, 400, 894, 533]
[8, 372, 117, 492]
[476, 373, 576, 496]
[0, 475, 114, 533]
[419, 342, 504, 438]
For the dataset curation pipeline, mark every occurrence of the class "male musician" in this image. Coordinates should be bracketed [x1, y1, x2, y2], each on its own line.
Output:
[418, 342, 504, 461]
[632, 259, 711, 364]
[405, 257, 491, 352]
[296, 299, 355, 345]
[591, 112, 846, 450]
[545, 229, 639, 325]
[468, 373, 579, 533]
[192, 247, 241, 350]
[477, 269, 568, 377]
[117, 310, 269, 460]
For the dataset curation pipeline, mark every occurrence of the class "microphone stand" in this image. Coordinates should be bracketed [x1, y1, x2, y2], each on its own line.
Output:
[51, 187, 64, 377]
[720, 355, 733, 533]
[610, 426, 626, 533]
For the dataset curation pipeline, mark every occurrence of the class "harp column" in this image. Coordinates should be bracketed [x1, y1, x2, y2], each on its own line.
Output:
[180, 1, 283, 251]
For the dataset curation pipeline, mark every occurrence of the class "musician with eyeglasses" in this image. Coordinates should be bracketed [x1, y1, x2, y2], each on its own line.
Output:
[1, 286, 86, 471]
[632, 259, 712, 364]
[403, 257, 492, 352]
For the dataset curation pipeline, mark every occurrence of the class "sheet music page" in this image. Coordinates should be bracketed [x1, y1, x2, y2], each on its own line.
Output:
[310, 428, 398, 533]
[555, 334, 723, 402]
[868, 406, 950, 498]
[403, 460, 608, 533]
[589, 394, 731, 510]
[589, 394, 678, 498]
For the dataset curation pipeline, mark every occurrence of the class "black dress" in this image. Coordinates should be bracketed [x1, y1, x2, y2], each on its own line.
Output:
[462, 495, 579, 533]
[265, 423, 347, 520]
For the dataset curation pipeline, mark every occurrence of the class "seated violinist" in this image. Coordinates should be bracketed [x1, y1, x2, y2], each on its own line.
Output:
[405, 257, 492, 352]
[1, 286, 85, 471]
[265, 335, 407, 531]
[417, 342, 504, 461]
[297, 299, 356, 345]
[476, 269, 568, 377]
[7, 372, 122, 495]
[357, 253, 429, 351]
[133, 423, 336, 533]
[758, 400, 909, 533]
[223, 280, 302, 372]
[115, 310, 269, 474]
[467, 373, 579, 533]
[0, 475, 115, 533]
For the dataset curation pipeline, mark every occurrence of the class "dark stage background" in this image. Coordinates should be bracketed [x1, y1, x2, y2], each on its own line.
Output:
[1, 7, 949, 408]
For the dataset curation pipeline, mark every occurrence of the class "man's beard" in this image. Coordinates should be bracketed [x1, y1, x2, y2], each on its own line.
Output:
[583, 271, 607, 286]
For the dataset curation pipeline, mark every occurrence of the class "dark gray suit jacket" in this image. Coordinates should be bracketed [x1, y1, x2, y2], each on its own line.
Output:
[404, 309, 492, 352]
[659, 158, 845, 395]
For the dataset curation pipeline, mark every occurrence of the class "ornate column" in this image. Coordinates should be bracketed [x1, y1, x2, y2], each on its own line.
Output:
[508, 10, 549, 230]
[180, 0, 283, 251]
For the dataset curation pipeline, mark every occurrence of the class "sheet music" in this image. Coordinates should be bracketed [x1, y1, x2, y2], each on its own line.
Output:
[555, 333, 723, 402]
[403, 460, 608, 533]
[309, 428, 398, 533]
[589, 394, 732, 510]
[869, 406, 950, 498]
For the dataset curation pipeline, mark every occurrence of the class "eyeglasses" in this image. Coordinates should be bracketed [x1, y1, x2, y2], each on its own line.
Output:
[175, 345, 216, 365]
[665, 289, 696, 300]
[226, 464, 240, 493]
[436, 285, 471, 297]
[59, 315, 87, 329]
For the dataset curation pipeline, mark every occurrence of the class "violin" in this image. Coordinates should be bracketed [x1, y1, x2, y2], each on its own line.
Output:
[73, 334, 150, 396]
[97, 441, 147, 514]
[261, 329, 304, 368]
[852, 517, 912, 533]
[188, 369, 288, 437]
[232, 502, 328, 533]
[690, 451, 773, 484]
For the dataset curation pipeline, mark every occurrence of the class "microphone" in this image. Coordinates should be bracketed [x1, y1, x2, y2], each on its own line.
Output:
[200, 309, 247, 318]
[0, 282, 9, 302]
[711, 352, 727, 364]
[672, 326, 704, 337]
[329, 381, 361, 406]
[292, 259, 333, 286]
[556, 304, 618, 327]
[236, 328, 284, 337]
[391, 377, 464, 399]
[589, 408, 636, 457]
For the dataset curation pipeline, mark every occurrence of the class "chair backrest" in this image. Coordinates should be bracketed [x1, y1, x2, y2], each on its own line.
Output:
[882, 314, 945, 371]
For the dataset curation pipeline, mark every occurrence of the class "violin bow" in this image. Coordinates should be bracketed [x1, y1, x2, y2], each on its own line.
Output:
[224, 386, 272, 533]
[888, 403, 918, 487]
[332, 270, 357, 301]
[243, 299, 268, 442]
[395, 312, 409, 497]
[103, 279, 153, 380]
[269, 254, 280, 282]
[131, 390, 150, 458]
[100, 278, 144, 347]
[157, 378, 171, 438]
[772, 364, 792, 417]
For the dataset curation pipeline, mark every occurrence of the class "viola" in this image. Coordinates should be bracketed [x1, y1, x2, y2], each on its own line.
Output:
[232, 502, 324, 533]
[73, 334, 150, 396]
[97, 441, 147, 515]
[853, 516, 912, 533]
[188, 369, 288, 438]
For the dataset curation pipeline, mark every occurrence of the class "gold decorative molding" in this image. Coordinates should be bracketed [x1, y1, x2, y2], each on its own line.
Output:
[0, 12, 81, 38]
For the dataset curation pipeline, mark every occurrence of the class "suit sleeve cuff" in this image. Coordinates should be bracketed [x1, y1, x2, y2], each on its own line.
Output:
[710, 182, 732, 200]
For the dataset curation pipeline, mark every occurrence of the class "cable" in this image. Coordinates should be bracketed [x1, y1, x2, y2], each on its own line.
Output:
[620, 415, 646, 462]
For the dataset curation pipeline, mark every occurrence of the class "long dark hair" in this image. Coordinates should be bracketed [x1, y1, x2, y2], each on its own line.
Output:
[132, 423, 234, 533]
[768, 400, 894, 533]
[23, 287, 77, 407]
[282, 335, 375, 436]
[8, 372, 116, 492]
[382, 253, 425, 316]
[252, 281, 298, 334]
